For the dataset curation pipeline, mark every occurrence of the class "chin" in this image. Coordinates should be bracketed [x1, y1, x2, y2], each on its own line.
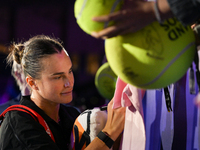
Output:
[65, 98, 73, 104]
[61, 96, 73, 104]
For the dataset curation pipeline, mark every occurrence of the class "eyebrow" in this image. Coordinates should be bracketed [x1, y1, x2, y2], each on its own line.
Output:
[51, 72, 64, 76]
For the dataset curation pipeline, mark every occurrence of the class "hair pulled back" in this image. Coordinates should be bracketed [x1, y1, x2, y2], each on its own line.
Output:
[7, 35, 65, 79]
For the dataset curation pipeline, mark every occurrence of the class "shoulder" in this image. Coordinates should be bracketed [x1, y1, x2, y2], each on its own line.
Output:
[0, 110, 38, 149]
[0, 107, 58, 149]
[1, 109, 39, 132]
[0, 111, 22, 148]
[0, 106, 45, 136]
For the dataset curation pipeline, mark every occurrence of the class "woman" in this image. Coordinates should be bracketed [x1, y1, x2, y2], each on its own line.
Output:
[0, 35, 125, 150]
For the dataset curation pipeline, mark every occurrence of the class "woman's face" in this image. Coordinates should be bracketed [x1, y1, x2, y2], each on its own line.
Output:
[35, 50, 74, 104]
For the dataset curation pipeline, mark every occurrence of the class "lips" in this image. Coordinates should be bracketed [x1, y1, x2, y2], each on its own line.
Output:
[61, 91, 72, 95]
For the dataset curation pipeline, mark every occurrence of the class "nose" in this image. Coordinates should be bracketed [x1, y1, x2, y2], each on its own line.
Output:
[64, 81, 70, 87]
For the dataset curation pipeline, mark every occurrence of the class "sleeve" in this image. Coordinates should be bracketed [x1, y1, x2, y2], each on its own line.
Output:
[0, 111, 60, 150]
[167, 0, 200, 25]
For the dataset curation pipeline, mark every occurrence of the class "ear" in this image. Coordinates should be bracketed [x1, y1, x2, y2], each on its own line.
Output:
[26, 76, 38, 90]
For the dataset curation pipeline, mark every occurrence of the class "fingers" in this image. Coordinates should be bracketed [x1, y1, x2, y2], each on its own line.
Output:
[91, 10, 143, 39]
[90, 0, 154, 39]
[107, 98, 114, 110]
[91, 21, 133, 39]
[92, 11, 125, 22]
[91, 8, 136, 39]
[91, 26, 119, 39]
[119, 25, 138, 35]
[91, 25, 135, 39]
[91, 16, 149, 39]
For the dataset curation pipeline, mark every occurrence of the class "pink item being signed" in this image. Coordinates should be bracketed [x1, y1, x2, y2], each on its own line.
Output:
[113, 77, 146, 150]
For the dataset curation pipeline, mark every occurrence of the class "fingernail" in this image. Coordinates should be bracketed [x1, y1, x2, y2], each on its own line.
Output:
[91, 32, 97, 37]
[102, 36, 107, 40]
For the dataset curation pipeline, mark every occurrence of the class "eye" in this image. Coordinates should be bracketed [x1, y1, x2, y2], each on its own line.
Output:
[54, 76, 62, 79]
[69, 68, 73, 74]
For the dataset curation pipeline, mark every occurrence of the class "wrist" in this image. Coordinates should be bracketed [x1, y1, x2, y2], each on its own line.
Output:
[97, 131, 114, 149]
[102, 129, 117, 141]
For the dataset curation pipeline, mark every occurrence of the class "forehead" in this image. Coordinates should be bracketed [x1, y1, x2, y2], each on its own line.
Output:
[41, 50, 72, 74]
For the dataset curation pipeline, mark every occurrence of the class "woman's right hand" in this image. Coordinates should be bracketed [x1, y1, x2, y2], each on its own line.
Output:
[102, 99, 126, 141]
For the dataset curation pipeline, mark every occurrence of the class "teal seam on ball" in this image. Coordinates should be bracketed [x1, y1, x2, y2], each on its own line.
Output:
[104, 0, 123, 28]
[76, 0, 123, 29]
[138, 42, 195, 87]
[76, 0, 88, 20]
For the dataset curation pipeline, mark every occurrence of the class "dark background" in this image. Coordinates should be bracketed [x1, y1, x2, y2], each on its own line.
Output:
[0, 0, 107, 112]
[0, 2, 199, 149]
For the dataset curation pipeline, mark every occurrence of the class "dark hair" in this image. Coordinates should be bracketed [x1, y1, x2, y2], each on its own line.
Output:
[7, 35, 65, 79]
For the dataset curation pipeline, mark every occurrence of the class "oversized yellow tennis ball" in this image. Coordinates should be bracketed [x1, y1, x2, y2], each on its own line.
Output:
[74, 0, 123, 35]
[95, 62, 117, 100]
[105, 18, 196, 89]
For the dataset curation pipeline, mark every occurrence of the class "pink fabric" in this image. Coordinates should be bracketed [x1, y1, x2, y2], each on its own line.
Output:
[195, 92, 200, 108]
[113, 79, 146, 150]
[113, 77, 131, 109]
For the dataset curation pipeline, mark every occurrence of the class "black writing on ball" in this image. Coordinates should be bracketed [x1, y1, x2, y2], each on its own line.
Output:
[122, 67, 138, 79]
[141, 24, 164, 60]
[161, 17, 190, 41]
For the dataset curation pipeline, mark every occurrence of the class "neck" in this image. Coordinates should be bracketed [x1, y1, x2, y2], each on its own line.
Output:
[30, 94, 60, 123]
